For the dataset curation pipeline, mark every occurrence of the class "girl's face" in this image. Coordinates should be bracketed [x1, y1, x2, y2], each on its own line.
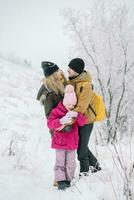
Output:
[65, 104, 75, 111]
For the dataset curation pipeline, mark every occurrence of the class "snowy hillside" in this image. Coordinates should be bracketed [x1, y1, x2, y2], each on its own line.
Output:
[0, 59, 133, 200]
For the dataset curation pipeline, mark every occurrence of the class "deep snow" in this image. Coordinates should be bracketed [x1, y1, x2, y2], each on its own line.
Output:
[0, 59, 133, 200]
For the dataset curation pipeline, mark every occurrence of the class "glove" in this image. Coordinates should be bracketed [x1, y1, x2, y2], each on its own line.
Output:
[66, 111, 78, 118]
[59, 115, 72, 125]
[62, 125, 73, 132]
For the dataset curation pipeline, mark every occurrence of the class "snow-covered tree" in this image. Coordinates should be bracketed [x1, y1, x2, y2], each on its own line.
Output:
[63, 0, 134, 143]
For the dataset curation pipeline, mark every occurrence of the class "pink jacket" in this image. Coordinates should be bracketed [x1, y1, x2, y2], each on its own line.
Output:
[47, 101, 87, 150]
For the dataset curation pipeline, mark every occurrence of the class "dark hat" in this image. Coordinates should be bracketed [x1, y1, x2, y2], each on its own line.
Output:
[68, 58, 85, 74]
[41, 61, 59, 77]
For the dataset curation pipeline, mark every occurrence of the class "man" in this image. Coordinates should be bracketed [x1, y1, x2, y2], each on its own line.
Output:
[67, 58, 101, 177]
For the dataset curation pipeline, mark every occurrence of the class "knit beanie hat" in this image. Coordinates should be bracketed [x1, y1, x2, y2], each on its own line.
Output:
[63, 85, 77, 106]
[68, 58, 85, 74]
[41, 61, 59, 77]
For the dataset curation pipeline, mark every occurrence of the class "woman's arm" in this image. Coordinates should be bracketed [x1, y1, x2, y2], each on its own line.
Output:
[36, 84, 48, 101]
[44, 94, 55, 118]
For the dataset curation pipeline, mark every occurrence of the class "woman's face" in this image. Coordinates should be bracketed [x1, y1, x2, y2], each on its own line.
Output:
[56, 69, 64, 81]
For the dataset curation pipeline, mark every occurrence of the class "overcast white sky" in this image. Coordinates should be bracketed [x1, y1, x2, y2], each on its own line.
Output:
[0, 0, 91, 69]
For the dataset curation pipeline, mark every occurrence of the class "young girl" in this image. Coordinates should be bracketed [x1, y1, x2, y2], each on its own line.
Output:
[47, 85, 87, 190]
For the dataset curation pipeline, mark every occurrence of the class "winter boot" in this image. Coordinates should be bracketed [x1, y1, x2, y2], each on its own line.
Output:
[91, 163, 102, 173]
[65, 180, 71, 188]
[79, 172, 89, 179]
[53, 180, 58, 187]
[57, 181, 67, 190]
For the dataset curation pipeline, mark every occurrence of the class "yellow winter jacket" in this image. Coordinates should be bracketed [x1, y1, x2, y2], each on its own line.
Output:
[69, 71, 96, 124]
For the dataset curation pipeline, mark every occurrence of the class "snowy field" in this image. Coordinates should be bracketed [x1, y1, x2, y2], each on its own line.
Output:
[0, 59, 133, 200]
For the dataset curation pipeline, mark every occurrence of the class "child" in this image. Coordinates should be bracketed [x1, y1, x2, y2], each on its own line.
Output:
[47, 85, 87, 190]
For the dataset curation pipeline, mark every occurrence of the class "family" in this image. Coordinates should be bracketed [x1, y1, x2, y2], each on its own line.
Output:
[37, 58, 101, 190]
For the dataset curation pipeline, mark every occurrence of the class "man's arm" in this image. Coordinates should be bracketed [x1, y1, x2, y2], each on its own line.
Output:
[74, 82, 93, 114]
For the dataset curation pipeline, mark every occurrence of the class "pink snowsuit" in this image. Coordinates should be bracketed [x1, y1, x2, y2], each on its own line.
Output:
[47, 101, 87, 182]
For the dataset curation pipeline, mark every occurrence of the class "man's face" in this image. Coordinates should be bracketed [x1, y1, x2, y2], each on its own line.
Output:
[67, 67, 78, 78]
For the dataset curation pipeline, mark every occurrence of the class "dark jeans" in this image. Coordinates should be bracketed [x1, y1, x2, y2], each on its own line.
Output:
[77, 123, 98, 172]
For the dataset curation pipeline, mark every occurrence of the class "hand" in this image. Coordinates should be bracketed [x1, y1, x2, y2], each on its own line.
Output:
[56, 124, 65, 131]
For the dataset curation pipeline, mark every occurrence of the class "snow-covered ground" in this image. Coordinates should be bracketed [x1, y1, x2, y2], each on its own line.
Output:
[0, 59, 133, 200]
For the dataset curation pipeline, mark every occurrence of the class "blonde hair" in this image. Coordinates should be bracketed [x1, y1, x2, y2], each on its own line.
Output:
[42, 71, 66, 95]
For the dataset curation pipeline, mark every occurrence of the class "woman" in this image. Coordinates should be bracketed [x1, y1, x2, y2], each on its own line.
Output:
[37, 61, 69, 186]
[37, 61, 67, 137]
[37, 61, 67, 119]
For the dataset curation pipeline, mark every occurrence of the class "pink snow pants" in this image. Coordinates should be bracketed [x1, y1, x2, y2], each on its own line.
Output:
[54, 149, 76, 182]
